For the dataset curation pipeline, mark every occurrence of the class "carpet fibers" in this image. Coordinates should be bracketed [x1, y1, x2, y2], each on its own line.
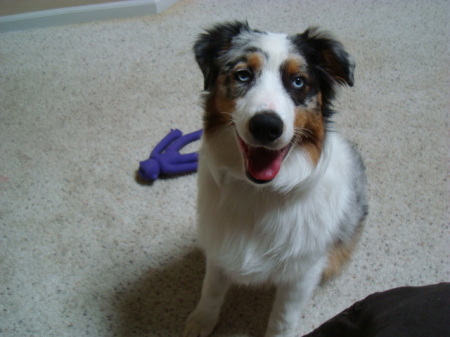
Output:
[0, 1, 448, 336]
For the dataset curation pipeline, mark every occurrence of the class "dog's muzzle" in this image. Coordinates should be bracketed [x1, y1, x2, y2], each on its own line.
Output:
[238, 111, 290, 184]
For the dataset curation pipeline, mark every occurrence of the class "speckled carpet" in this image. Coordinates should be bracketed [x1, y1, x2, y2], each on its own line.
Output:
[1, 1, 448, 336]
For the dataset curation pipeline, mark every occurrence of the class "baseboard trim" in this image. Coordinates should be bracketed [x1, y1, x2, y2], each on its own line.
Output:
[0, 0, 180, 32]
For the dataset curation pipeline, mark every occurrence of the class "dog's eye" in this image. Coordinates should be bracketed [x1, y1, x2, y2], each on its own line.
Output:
[235, 70, 252, 83]
[291, 77, 305, 89]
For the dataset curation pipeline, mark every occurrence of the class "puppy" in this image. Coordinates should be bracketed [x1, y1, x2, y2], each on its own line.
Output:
[184, 21, 368, 337]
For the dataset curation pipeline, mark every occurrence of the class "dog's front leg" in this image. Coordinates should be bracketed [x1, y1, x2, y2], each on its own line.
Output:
[183, 260, 230, 337]
[265, 264, 323, 337]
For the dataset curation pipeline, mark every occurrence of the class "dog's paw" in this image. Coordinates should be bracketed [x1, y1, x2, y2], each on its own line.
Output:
[183, 310, 217, 337]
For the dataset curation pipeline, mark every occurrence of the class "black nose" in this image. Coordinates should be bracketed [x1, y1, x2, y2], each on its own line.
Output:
[249, 111, 284, 144]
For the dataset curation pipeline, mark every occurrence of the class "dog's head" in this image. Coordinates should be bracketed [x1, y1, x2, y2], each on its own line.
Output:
[194, 21, 354, 186]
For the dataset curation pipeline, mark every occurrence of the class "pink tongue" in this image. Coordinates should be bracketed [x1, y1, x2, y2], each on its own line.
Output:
[246, 146, 286, 182]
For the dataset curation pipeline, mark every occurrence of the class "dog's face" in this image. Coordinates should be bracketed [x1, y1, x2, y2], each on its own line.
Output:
[194, 22, 354, 187]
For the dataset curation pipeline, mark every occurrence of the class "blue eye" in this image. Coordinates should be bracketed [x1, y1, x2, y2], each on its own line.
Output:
[235, 70, 252, 82]
[292, 77, 305, 89]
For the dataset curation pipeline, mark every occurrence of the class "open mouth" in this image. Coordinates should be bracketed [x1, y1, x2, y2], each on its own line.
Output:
[238, 136, 291, 184]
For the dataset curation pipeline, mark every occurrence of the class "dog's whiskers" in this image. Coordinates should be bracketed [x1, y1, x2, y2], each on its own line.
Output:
[211, 111, 235, 138]
[293, 128, 313, 143]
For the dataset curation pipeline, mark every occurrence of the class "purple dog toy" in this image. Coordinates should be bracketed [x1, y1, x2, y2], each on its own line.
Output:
[138, 129, 203, 181]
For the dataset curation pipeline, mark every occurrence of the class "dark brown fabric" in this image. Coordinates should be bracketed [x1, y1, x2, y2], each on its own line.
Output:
[303, 283, 450, 337]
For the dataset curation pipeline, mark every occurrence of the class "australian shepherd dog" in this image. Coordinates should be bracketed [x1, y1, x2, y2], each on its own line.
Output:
[184, 21, 368, 337]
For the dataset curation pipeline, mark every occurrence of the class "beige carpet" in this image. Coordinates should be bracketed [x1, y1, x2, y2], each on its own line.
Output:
[1, 0, 449, 336]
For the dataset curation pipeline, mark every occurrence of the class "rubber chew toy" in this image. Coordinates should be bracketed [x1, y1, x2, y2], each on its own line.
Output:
[138, 129, 203, 181]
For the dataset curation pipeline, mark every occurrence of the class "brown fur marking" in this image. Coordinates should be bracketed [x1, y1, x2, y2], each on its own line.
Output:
[321, 222, 364, 283]
[203, 75, 236, 136]
[283, 57, 306, 77]
[245, 52, 264, 73]
[294, 101, 325, 166]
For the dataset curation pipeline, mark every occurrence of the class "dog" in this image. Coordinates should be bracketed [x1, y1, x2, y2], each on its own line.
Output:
[184, 21, 368, 337]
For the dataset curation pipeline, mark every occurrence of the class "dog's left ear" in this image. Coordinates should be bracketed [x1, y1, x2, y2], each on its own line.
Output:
[293, 28, 355, 87]
[194, 21, 251, 91]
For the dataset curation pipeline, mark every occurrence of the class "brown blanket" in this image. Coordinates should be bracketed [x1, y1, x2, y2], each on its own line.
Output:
[303, 283, 450, 337]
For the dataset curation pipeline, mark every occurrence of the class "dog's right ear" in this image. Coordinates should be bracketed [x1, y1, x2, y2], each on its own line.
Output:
[194, 21, 250, 91]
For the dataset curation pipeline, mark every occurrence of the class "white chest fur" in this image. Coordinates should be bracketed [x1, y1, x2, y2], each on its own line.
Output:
[196, 133, 353, 285]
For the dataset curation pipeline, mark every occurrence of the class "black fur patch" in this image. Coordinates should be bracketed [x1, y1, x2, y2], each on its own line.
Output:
[289, 28, 355, 119]
[194, 21, 252, 91]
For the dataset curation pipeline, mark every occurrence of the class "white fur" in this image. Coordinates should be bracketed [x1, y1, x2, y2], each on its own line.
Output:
[234, 33, 299, 151]
[184, 131, 356, 337]
[197, 131, 353, 284]
[184, 26, 364, 337]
